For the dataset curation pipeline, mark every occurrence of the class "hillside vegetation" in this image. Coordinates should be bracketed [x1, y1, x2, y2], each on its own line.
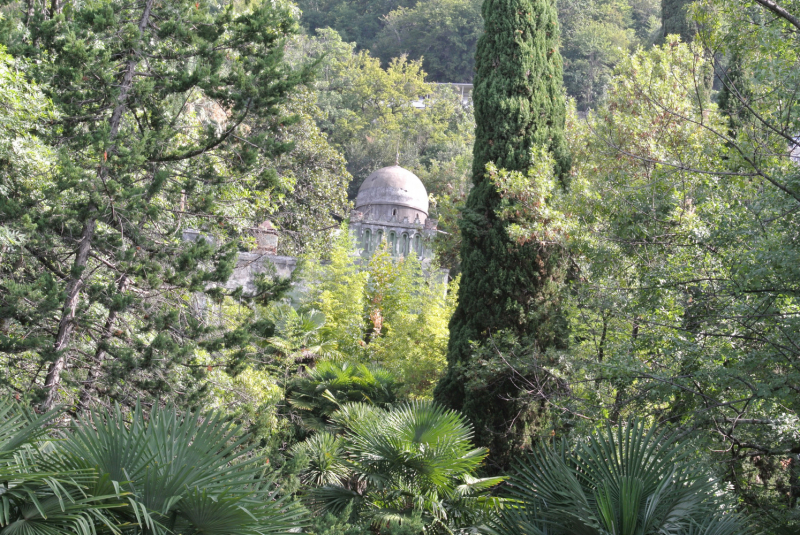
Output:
[0, 0, 798, 533]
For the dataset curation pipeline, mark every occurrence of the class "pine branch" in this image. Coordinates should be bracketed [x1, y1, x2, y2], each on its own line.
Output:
[40, 0, 157, 411]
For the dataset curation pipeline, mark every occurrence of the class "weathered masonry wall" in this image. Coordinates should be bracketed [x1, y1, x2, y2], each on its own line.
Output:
[224, 252, 299, 294]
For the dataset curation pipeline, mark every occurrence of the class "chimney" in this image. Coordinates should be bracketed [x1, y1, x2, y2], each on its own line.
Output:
[253, 220, 278, 255]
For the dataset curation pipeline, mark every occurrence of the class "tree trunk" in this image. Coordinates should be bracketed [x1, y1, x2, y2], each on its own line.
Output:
[40, 0, 155, 411]
[77, 274, 130, 411]
[41, 218, 96, 410]
[25, 0, 35, 25]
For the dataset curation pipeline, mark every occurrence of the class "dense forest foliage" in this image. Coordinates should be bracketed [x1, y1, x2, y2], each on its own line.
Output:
[296, 0, 662, 109]
[0, 0, 799, 533]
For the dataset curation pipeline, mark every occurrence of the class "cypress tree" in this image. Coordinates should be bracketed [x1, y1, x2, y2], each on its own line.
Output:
[662, 0, 696, 42]
[717, 53, 751, 140]
[433, 0, 570, 470]
[0, 0, 309, 410]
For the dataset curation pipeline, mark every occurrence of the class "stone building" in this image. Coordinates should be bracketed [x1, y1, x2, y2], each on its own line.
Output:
[184, 165, 440, 296]
[349, 165, 438, 262]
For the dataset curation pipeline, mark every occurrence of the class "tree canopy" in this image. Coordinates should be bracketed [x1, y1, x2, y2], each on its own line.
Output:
[0, 0, 312, 410]
[1, 0, 799, 532]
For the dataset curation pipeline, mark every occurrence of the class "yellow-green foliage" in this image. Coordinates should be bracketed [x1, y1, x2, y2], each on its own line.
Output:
[367, 249, 458, 398]
[208, 367, 284, 436]
[305, 229, 457, 397]
[306, 232, 371, 360]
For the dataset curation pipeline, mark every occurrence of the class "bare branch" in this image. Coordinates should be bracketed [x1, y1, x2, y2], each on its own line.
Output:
[753, 0, 800, 32]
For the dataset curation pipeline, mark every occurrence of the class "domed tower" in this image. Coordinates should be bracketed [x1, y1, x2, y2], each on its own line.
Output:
[350, 166, 438, 259]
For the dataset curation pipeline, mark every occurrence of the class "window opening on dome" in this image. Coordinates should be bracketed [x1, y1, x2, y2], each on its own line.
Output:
[392, 209, 397, 217]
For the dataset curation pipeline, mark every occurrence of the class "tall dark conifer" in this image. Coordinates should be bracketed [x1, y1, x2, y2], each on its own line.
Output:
[434, 0, 570, 470]
[717, 53, 751, 139]
[662, 0, 696, 42]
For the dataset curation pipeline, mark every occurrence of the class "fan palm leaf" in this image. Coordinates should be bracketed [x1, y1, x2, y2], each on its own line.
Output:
[290, 432, 350, 486]
[266, 305, 340, 362]
[0, 400, 121, 535]
[302, 400, 504, 531]
[61, 403, 306, 535]
[345, 401, 485, 492]
[287, 363, 399, 433]
[485, 419, 751, 535]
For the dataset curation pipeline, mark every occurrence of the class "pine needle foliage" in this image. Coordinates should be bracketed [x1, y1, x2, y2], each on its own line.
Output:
[0, 0, 310, 411]
[434, 0, 571, 471]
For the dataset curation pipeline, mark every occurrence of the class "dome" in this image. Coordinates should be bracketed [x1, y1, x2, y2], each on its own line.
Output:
[355, 166, 429, 217]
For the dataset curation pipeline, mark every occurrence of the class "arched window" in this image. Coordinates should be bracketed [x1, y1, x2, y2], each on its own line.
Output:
[414, 234, 421, 255]
[377, 229, 383, 246]
[401, 233, 409, 256]
[363, 229, 371, 252]
[388, 231, 396, 255]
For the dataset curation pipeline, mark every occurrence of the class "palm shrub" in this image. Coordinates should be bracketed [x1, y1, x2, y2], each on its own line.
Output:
[307, 505, 425, 535]
[292, 400, 504, 532]
[285, 360, 401, 433]
[485, 420, 750, 535]
[0, 400, 119, 535]
[266, 304, 341, 368]
[61, 403, 306, 535]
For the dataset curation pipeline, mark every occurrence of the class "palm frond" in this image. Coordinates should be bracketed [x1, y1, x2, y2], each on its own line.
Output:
[304, 400, 503, 533]
[62, 402, 307, 535]
[291, 432, 350, 486]
[308, 485, 363, 517]
[487, 419, 750, 535]
[0, 399, 122, 535]
[685, 513, 756, 535]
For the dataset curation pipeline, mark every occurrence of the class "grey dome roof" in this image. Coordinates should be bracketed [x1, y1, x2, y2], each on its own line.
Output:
[355, 166, 429, 215]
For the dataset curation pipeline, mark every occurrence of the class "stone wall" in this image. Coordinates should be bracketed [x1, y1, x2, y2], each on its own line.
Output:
[224, 252, 299, 295]
[183, 222, 447, 303]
